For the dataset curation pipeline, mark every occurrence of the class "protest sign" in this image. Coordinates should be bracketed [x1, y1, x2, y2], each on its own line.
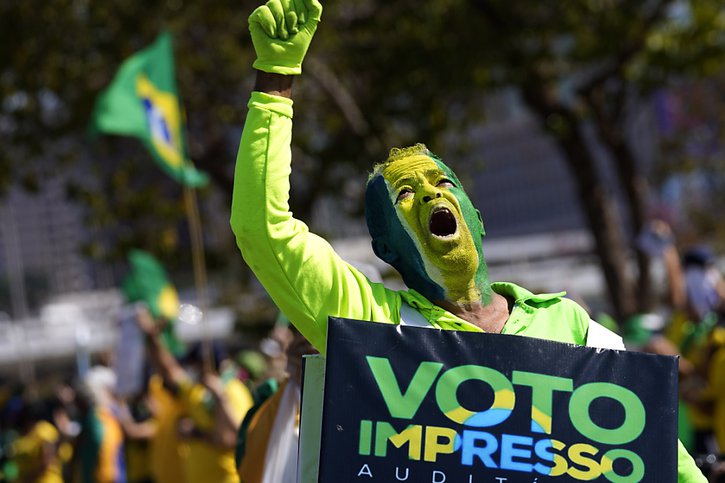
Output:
[301, 317, 678, 482]
[113, 304, 146, 397]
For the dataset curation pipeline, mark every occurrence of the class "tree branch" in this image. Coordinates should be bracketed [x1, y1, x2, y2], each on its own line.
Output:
[306, 57, 386, 157]
[192, 136, 234, 196]
[577, 0, 674, 96]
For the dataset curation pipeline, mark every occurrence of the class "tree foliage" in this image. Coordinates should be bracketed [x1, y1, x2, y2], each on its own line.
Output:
[653, 74, 725, 247]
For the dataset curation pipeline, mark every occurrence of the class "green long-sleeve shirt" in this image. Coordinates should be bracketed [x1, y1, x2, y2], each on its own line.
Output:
[231, 91, 705, 482]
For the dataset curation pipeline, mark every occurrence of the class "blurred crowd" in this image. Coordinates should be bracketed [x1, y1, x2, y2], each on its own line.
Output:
[0, 250, 317, 483]
[624, 221, 725, 480]
[0, 306, 312, 483]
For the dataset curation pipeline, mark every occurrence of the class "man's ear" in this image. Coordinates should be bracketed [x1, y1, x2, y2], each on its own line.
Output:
[372, 238, 398, 264]
[476, 209, 486, 237]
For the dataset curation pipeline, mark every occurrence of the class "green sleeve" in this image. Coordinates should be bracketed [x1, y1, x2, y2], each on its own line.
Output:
[677, 439, 706, 482]
[231, 91, 399, 353]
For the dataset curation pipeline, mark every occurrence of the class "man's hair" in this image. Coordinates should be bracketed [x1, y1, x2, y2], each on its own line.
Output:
[365, 143, 450, 241]
[367, 143, 436, 183]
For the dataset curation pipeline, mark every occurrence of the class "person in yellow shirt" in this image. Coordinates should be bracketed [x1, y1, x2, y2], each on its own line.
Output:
[177, 368, 252, 483]
[693, 326, 725, 481]
[146, 375, 186, 483]
[137, 305, 253, 483]
[236, 326, 317, 483]
[117, 392, 157, 483]
[12, 403, 64, 483]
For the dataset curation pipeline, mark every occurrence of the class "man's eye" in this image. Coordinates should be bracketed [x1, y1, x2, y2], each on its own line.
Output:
[396, 188, 413, 202]
[437, 179, 455, 188]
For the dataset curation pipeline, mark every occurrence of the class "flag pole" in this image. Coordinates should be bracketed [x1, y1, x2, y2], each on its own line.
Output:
[182, 184, 214, 374]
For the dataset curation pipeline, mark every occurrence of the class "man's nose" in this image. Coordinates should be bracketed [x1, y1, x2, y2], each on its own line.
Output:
[421, 191, 443, 203]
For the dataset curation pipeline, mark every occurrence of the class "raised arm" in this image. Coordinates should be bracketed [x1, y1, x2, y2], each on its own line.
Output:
[231, 0, 397, 352]
[136, 305, 186, 390]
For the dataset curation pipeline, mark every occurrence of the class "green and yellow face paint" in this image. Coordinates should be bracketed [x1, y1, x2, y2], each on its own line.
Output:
[365, 144, 492, 305]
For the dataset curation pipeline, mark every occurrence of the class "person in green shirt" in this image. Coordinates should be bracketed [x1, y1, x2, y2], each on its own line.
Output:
[231, 0, 706, 480]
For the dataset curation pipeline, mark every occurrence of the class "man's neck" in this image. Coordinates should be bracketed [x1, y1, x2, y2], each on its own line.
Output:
[434, 292, 513, 333]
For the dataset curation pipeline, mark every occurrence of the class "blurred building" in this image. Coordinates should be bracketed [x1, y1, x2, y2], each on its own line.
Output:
[464, 87, 660, 238]
[0, 178, 94, 319]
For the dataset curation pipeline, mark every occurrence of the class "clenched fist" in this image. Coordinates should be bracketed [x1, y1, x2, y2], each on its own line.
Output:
[249, 0, 323, 75]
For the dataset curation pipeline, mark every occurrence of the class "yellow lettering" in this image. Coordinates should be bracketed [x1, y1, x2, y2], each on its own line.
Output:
[423, 426, 457, 462]
[549, 439, 569, 477]
[374, 422, 423, 460]
[567, 443, 601, 480]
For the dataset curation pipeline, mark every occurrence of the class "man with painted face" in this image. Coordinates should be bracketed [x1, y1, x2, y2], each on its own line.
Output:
[231, 0, 705, 480]
[365, 144, 511, 333]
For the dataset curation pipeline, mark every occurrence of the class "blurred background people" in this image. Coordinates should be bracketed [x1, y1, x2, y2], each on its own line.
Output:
[635, 220, 725, 477]
[11, 401, 64, 483]
[236, 324, 317, 483]
[116, 390, 155, 483]
[137, 305, 252, 483]
[72, 366, 125, 483]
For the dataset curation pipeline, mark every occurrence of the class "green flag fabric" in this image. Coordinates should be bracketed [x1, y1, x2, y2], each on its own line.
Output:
[122, 249, 185, 356]
[91, 31, 208, 187]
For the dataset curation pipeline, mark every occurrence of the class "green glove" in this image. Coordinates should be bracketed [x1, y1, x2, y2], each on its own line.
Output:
[249, 0, 323, 75]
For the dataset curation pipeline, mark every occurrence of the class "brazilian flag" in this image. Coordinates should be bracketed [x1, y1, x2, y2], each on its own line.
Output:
[122, 250, 185, 357]
[91, 31, 207, 187]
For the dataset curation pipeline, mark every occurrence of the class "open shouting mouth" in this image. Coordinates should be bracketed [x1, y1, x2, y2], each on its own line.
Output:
[429, 206, 458, 238]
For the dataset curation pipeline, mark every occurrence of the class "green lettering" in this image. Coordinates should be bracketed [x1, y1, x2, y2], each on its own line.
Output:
[359, 420, 373, 455]
[366, 356, 443, 419]
[569, 383, 645, 444]
[436, 365, 514, 426]
[512, 371, 573, 434]
[601, 449, 645, 483]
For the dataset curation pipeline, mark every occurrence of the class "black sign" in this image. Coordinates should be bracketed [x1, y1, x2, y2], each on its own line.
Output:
[316, 318, 678, 482]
